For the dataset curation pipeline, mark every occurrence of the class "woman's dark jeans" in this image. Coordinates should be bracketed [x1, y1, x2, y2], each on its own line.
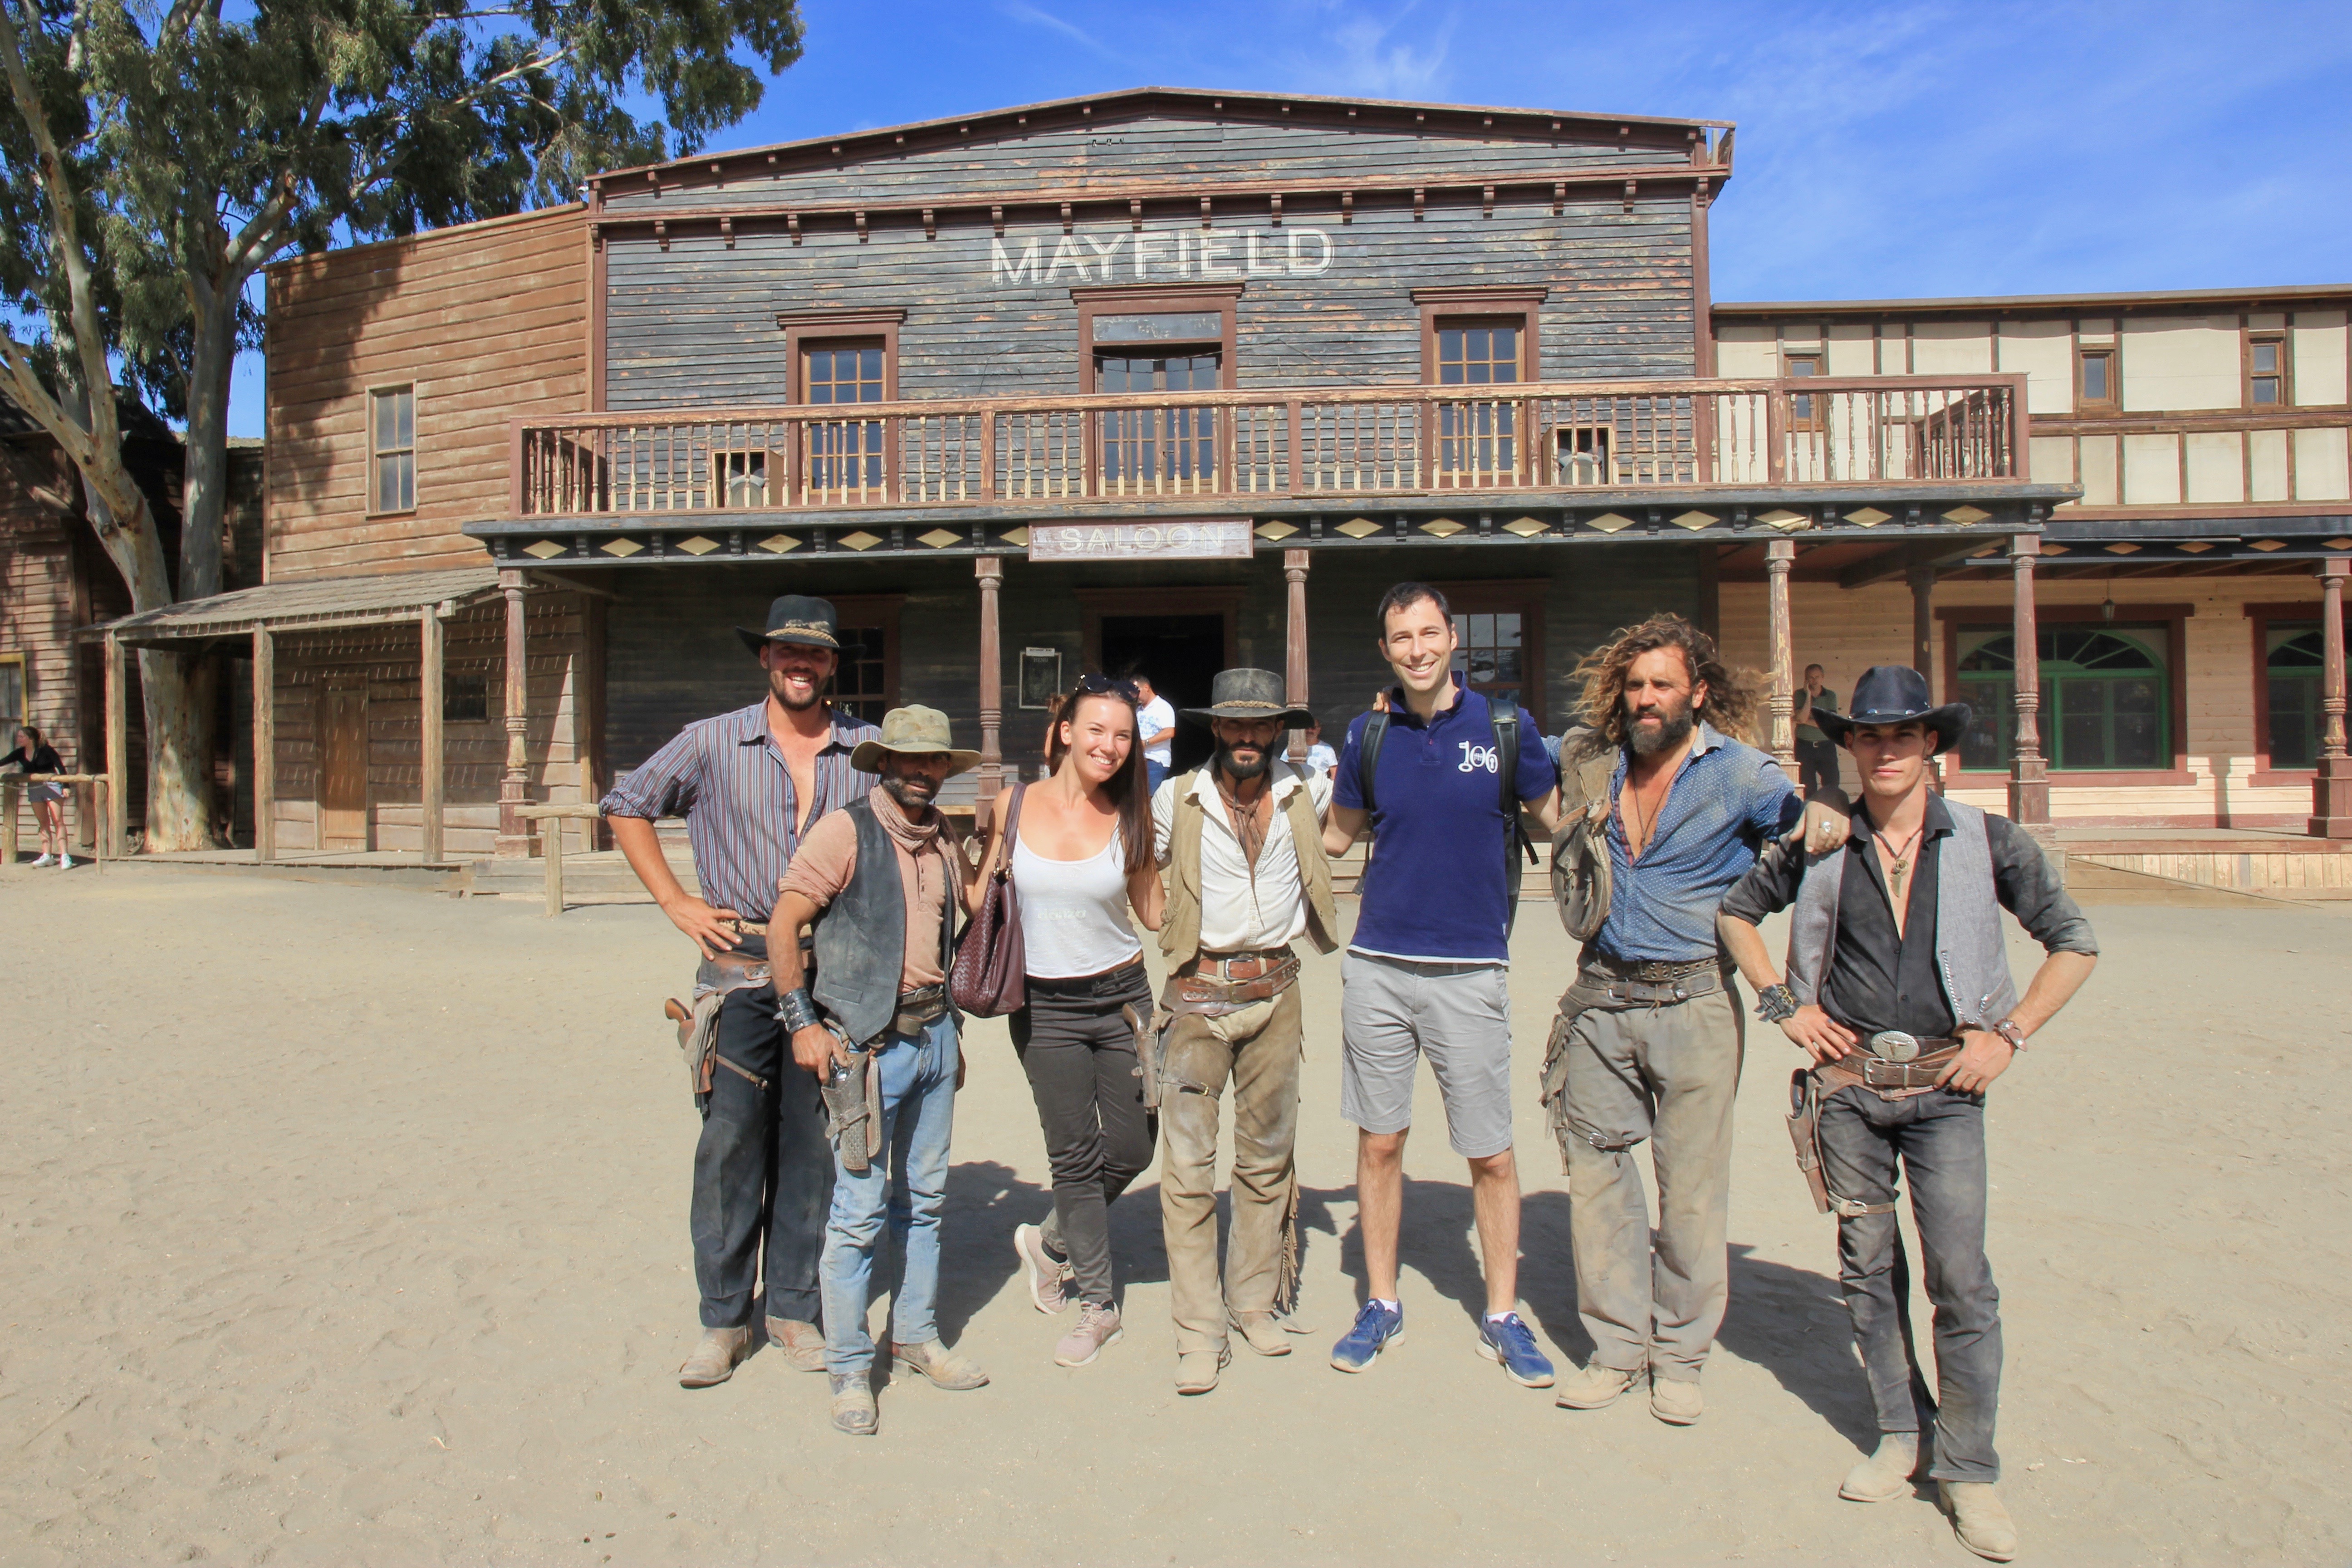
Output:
[1012, 961, 1156, 1307]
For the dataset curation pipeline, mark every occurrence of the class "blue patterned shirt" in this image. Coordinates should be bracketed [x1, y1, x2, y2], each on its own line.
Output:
[1593, 724, 1800, 964]
[600, 701, 878, 921]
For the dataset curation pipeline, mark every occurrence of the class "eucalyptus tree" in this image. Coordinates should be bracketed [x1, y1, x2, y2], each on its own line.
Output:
[0, 0, 804, 848]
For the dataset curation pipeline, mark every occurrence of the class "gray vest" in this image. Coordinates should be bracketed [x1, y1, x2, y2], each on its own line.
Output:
[1786, 799, 2018, 1034]
[811, 797, 956, 1047]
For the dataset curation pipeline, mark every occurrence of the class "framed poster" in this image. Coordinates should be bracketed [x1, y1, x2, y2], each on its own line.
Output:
[1019, 647, 1063, 710]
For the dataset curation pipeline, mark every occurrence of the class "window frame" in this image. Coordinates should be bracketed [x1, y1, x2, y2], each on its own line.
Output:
[2246, 599, 2346, 784]
[822, 593, 905, 725]
[1429, 578, 1549, 730]
[1936, 603, 2192, 784]
[0, 651, 25, 736]
[2244, 330, 2290, 410]
[1412, 286, 1547, 385]
[367, 383, 417, 517]
[777, 311, 904, 505]
[1071, 284, 1242, 392]
[2075, 346, 2117, 412]
[1781, 351, 1825, 431]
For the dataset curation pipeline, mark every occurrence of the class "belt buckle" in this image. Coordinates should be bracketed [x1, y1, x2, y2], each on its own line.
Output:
[1868, 1030, 1921, 1063]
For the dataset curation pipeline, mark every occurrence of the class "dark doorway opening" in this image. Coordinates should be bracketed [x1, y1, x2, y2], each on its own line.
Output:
[1100, 613, 1222, 773]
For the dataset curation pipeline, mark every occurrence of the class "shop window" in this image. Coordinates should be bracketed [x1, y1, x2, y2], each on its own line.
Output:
[444, 673, 490, 724]
[1955, 626, 2169, 771]
[2247, 335, 2287, 407]
[2077, 348, 2116, 412]
[1437, 583, 1548, 726]
[2263, 623, 2324, 769]
[0, 653, 23, 733]
[370, 386, 415, 513]
[822, 597, 903, 725]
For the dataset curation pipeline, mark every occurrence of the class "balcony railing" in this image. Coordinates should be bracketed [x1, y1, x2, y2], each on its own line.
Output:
[510, 376, 2024, 519]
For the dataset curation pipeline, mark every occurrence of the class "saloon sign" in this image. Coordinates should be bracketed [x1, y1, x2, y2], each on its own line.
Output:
[1027, 519, 1254, 561]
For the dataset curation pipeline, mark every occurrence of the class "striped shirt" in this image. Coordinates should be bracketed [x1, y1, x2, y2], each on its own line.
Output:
[600, 700, 878, 921]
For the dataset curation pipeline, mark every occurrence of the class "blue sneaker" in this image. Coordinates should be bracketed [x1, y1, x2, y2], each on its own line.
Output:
[1477, 1312, 1556, 1388]
[1329, 1300, 1405, 1372]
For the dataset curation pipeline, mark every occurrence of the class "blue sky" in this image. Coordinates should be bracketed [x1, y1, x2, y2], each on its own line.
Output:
[226, 0, 2352, 435]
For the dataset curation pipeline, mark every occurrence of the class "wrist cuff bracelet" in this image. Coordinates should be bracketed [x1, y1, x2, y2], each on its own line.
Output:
[1754, 982, 1798, 1024]
[778, 988, 821, 1033]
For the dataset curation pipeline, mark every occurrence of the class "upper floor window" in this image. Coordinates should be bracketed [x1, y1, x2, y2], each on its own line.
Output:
[1783, 352, 1823, 429]
[802, 339, 887, 498]
[370, 386, 415, 513]
[1075, 286, 1239, 495]
[2077, 348, 2116, 411]
[2248, 335, 2287, 407]
[1436, 321, 1524, 386]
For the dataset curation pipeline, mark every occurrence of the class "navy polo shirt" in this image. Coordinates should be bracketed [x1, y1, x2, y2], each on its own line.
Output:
[1334, 678, 1560, 964]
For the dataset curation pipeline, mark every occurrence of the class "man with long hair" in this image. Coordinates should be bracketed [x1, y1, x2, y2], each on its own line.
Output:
[1544, 614, 1846, 1425]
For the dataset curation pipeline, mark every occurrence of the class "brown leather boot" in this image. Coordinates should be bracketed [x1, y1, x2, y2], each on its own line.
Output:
[764, 1316, 827, 1373]
[1940, 1482, 2019, 1562]
[892, 1339, 989, 1391]
[677, 1325, 752, 1388]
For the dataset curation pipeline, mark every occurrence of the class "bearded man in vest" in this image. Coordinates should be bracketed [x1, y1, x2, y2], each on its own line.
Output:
[771, 706, 989, 1436]
[1147, 668, 1337, 1396]
[1719, 666, 2098, 1563]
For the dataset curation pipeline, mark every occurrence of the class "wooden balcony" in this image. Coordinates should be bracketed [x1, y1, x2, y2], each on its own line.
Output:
[509, 376, 2029, 521]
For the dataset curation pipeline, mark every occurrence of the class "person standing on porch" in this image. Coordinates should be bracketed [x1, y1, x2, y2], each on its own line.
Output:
[1718, 666, 2097, 1563]
[770, 706, 989, 1436]
[1544, 615, 1847, 1426]
[988, 674, 1166, 1369]
[1132, 674, 1176, 794]
[600, 595, 880, 1389]
[1795, 664, 1842, 801]
[1318, 582, 1563, 1387]
[1148, 668, 1335, 1395]
[3, 726, 71, 868]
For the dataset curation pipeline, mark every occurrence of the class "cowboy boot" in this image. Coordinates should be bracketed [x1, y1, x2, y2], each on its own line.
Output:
[677, 1325, 752, 1388]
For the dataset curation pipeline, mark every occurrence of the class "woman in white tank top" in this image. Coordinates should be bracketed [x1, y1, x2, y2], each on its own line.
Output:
[979, 674, 1164, 1369]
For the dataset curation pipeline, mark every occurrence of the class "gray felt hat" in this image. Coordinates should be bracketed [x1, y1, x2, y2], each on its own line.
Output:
[1179, 667, 1314, 728]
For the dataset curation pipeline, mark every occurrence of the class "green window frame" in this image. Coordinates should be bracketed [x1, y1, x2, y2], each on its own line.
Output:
[2263, 622, 2324, 770]
[1955, 625, 2170, 772]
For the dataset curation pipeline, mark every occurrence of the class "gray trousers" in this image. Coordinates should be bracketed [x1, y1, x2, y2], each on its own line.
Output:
[1159, 985, 1304, 1356]
[1818, 1084, 2002, 1483]
[1553, 970, 1744, 1382]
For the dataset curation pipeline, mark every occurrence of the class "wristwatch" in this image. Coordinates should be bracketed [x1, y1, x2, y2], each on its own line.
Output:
[1991, 1019, 2029, 1052]
[1754, 982, 1799, 1024]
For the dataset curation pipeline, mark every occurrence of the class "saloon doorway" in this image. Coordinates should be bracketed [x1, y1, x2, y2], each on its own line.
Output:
[1079, 587, 1242, 777]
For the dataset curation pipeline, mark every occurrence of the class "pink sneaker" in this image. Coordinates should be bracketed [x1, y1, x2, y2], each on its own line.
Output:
[1014, 1223, 1072, 1315]
[1054, 1302, 1123, 1367]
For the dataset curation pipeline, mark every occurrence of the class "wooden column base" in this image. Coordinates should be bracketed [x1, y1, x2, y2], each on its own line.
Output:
[2310, 756, 2352, 838]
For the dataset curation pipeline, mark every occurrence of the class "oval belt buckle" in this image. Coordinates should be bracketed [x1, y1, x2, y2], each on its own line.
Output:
[1870, 1030, 1921, 1063]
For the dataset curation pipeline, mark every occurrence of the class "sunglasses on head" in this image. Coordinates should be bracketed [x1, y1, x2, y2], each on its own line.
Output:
[1075, 673, 1140, 703]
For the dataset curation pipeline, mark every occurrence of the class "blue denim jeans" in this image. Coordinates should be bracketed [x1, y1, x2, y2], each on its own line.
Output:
[1816, 1084, 2002, 1483]
[818, 1013, 960, 1375]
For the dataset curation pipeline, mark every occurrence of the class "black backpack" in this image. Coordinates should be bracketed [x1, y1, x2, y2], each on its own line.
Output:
[1356, 701, 1541, 937]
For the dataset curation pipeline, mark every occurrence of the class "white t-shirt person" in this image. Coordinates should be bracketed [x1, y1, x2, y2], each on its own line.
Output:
[1136, 689, 1176, 769]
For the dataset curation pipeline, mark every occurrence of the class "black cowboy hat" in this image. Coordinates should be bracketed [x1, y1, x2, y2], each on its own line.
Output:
[1180, 667, 1315, 728]
[1814, 665, 1973, 756]
[734, 594, 841, 656]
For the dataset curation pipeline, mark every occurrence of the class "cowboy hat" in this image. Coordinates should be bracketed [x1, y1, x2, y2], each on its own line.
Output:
[849, 705, 983, 776]
[734, 594, 841, 655]
[1179, 667, 1315, 728]
[1813, 665, 1974, 756]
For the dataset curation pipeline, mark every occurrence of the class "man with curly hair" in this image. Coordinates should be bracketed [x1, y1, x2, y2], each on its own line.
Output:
[1543, 615, 1846, 1425]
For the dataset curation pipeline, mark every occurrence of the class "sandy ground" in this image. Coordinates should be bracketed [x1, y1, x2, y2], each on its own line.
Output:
[2, 862, 2349, 1568]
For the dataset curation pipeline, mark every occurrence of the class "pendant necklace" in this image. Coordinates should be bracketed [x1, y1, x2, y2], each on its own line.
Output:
[1872, 824, 1925, 903]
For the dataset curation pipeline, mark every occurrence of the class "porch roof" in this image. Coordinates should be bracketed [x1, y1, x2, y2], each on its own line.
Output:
[80, 567, 507, 650]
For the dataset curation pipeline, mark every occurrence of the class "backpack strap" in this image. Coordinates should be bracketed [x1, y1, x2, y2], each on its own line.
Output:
[1357, 710, 1391, 818]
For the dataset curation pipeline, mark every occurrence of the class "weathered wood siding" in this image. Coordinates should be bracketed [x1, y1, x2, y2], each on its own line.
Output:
[265, 206, 588, 581]
[266, 591, 595, 855]
[599, 111, 1686, 214]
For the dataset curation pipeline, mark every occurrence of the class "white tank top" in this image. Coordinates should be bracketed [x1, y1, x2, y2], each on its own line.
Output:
[1013, 827, 1143, 980]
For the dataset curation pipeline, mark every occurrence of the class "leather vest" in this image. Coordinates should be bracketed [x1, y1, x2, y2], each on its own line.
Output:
[1159, 762, 1339, 968]
[812, 797, 956, 1046]
[1785, 798, 2019, 1033]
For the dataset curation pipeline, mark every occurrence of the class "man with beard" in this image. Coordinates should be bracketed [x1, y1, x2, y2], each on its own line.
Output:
[772, 706, 989, 1436]
[1544, 615, 1847, 1425]
[602, 595, 880, 1389]
[1147, 668, 1336, 1395]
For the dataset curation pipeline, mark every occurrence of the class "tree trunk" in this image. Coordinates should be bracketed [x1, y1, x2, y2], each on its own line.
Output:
[137, 647, 216, 851]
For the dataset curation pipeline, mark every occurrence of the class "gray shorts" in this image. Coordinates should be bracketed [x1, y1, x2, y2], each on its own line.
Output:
[1338, 951, 1514, 1158]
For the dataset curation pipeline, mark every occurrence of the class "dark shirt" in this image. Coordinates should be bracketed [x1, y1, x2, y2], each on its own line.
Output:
[2, 744, 64, 775]
[599, 700, 877, 922]
[1720, 794, 2098, 1039]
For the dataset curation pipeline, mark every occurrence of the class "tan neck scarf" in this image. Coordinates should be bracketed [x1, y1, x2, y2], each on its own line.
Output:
[1213, 768, 1275, 872]
[871, 784, 943, 856]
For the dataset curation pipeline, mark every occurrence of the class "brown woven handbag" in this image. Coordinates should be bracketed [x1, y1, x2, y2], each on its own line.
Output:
[950, 781, 1028, 1017]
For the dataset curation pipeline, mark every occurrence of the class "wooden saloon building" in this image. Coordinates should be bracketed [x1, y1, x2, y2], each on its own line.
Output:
[77, 88, 2350, 876]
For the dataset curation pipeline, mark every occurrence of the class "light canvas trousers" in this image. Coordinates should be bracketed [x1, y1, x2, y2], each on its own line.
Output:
[1157, 983, 1304, 1357]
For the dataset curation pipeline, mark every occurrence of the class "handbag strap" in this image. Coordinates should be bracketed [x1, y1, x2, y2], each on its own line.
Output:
[990, 781, 1029, 882]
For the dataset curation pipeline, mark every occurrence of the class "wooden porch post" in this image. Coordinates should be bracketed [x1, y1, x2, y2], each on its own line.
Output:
[253, 629, 275, 862]
[1284, 548, 1310, 762]
[420, 606, 446, 864]
[2007, 534, 2050, 827]
[2310, 558, 2352, 838]
[1764, 539, 1798, 777]
[495, 568, 531, 856]
[103, 630, 126, 858]
[976, 556, 1003, 803]
[1909, 560, 1937, 682]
